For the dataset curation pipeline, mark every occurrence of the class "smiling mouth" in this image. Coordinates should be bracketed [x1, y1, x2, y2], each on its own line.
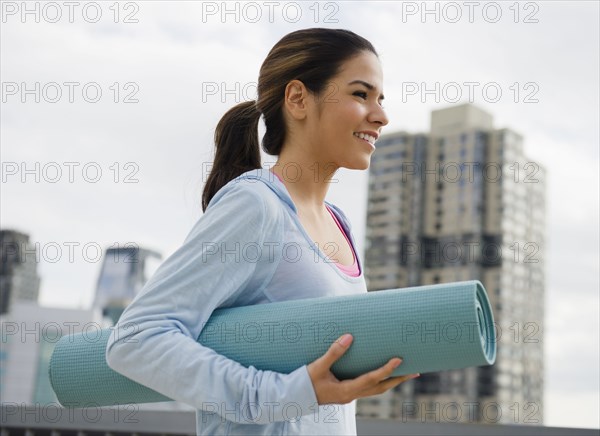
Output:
[354, 133, 377, 148]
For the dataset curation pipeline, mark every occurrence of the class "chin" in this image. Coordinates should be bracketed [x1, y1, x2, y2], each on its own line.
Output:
[345, 158, 371, 171]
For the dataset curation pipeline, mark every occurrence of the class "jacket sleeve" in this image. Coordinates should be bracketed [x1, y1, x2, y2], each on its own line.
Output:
[105, 183, 319, 424]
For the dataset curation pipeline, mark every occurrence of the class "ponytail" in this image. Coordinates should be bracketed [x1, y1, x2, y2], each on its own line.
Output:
[202, 100, 262, 212]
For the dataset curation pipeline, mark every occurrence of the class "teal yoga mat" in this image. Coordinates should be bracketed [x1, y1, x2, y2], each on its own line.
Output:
[49, 280, 495, 407]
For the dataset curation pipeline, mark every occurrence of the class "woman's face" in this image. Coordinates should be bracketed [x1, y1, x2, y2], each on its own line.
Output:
[307, 50, 389, 171]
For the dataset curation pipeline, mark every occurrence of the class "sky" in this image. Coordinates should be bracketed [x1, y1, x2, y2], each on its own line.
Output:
[1, 0, 598, 430]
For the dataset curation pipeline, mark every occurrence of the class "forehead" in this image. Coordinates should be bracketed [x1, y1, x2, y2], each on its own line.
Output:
[334, 51, 383, 89]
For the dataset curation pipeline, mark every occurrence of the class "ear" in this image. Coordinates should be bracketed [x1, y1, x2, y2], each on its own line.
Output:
[283, 80, 310, 121]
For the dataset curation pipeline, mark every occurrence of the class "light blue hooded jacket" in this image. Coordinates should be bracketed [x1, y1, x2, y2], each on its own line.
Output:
[105, 167, 368, 435]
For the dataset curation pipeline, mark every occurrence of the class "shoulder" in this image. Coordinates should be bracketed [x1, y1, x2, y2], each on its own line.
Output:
[206, 177, 283, 233]
[208, 176, 279, 210]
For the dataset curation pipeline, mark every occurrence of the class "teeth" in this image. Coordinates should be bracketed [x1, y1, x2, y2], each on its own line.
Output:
[354, 132, 376, 144]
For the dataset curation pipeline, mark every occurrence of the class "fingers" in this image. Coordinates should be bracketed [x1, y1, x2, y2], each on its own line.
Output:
[344, 358, 414, 393]
[306, 334, 355, 404]
[359, 357, 402, 384]
[357, 373, 421, 399]
[314, 334, 354, 372]
[307, 334, 421, 405]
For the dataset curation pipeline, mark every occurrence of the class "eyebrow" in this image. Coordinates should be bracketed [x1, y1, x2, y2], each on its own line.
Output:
[347, 80, 385, 100]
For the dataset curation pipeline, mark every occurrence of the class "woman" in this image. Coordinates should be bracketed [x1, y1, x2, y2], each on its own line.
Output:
[106, 27, 419, 435]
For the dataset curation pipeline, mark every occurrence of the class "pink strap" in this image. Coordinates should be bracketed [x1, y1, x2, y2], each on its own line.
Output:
[326, 207, 361, 276]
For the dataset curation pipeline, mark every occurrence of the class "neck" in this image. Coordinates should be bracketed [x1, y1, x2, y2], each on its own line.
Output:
[269, 153, 338, 215]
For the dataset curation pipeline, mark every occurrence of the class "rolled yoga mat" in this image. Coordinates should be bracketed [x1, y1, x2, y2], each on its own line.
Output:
[49, 280, 496, 407]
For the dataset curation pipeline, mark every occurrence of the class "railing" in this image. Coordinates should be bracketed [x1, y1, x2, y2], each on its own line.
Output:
[1, 404, 598, 436]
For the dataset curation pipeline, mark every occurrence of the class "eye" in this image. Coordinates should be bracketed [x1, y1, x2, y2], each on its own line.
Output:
[353, 91, 368, 99]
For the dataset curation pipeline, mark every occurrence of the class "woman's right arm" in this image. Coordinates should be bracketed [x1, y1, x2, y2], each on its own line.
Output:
[105, 184, 318, 424]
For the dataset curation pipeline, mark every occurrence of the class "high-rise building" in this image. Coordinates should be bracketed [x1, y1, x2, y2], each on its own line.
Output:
[0, 230, 41, 315]
[93, 245, 162, 325]
[358, 103, 546, 425]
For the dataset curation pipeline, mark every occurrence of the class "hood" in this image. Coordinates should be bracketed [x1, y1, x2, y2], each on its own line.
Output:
[234, 167, 294, 211]
[227, 167, 353, 233]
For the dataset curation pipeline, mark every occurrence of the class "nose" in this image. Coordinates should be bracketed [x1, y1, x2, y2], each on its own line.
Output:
[368, 103, 389, 128]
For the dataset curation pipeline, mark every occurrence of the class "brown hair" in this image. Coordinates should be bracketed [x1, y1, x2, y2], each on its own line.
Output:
[201, 28, 378, 212]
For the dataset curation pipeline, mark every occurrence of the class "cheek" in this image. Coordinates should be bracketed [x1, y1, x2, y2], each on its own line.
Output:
[317, 101, 363, 149]
[331, 102, 363, 133]
[344, 101, 365, 124]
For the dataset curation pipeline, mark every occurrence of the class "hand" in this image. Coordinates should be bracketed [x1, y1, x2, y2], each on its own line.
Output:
[306, 334, 420, 405]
